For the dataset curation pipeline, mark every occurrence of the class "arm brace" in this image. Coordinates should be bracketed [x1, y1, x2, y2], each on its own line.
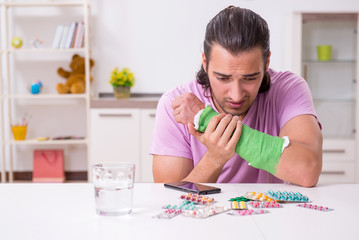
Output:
[196, 106, 288, 175]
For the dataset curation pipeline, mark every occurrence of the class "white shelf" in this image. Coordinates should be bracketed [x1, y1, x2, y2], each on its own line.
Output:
[7, 93, 88, 99]
[313, 98, 355, 102]
[4, 2, 85, 7]
[0, 0, 91, 183]
[7, 48, 86, 53]
[303, 59, 356, 63]
[7, 138, 88, 145]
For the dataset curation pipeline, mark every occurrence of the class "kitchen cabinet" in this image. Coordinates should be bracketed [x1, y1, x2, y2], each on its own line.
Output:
[90, 107, 156, 182]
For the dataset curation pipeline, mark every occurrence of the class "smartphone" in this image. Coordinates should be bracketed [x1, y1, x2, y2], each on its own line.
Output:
[164, 181, 221, 195]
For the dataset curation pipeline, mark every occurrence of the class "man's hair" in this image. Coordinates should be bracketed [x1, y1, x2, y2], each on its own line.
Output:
[197, 6, 271, 93]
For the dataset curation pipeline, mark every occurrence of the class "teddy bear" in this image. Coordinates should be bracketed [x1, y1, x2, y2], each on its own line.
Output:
[56, 54, 94, 94]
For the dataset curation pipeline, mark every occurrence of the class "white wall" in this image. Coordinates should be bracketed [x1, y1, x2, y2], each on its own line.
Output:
[2, 0, 359, 173]
[91, 0, 359, 96]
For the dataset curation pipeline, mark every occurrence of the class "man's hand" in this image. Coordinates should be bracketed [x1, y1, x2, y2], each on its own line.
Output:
[188, 113, 242, 167]
[171, 93, 205, 125]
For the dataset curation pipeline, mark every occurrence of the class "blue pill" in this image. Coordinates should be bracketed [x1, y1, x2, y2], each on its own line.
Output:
[301, 196, 309, 202]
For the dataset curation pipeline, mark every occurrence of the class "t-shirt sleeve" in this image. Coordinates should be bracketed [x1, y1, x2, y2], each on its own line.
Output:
[148, 93, 193, 159]
[276, 73, 321, 129]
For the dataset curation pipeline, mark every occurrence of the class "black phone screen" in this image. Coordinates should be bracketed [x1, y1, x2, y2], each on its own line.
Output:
[164, 181, 221, 195]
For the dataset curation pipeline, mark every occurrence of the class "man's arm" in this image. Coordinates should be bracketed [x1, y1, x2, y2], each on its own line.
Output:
[153, 111, 242, 183]
[276, 114, 322, 187]
[152, 154, 223, 183]
[153, 155, 193, 183]
[193, 105, 322, 187]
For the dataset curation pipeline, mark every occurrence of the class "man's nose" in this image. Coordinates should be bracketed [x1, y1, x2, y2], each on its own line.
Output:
[229, 81, 244, 102]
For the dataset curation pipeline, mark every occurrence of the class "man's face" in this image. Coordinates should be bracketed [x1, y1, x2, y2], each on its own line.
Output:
[202, 44, 270, 120]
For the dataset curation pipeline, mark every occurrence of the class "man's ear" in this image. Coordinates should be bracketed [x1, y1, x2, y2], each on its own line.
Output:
[265, 51, 271, 70]
[202, 52, 207, 73]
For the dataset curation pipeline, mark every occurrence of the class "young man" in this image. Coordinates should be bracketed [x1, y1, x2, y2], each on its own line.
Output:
[149, 6, 322, 187]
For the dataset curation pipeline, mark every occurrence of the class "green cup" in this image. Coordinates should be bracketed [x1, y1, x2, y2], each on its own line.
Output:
[317, 45, 332, 61]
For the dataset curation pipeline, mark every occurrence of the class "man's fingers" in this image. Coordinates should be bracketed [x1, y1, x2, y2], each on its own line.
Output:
[221, 115, 239, 139]
[206, 113, 226, 133]
[173, 107, 180, 116]
[171, 99, 180, 110]
[228, 119, 242, 147]
[213, 114, 233, 137]
[188, 123, 202, 139]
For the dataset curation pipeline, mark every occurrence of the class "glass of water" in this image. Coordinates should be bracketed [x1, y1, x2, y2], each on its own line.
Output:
[93, 162, 135, 216]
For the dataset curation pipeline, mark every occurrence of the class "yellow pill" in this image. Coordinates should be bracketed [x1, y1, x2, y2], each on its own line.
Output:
[257, 193, 263, 198]
[240, 201, 246, 209]
[232, 201, 238, 209]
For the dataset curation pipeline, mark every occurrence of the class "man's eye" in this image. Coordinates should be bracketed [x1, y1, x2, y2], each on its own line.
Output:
[216, 77, 229, 81]
[244, 77, 257, 81]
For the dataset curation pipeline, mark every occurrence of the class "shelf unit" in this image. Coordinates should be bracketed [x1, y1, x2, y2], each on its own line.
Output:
[0, 0, 92, 183]
[291, 12, 359, 183]
[0, 2, 5, 183]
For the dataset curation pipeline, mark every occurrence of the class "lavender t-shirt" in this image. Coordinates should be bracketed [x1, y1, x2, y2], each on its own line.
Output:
[149, 69, 320, 183]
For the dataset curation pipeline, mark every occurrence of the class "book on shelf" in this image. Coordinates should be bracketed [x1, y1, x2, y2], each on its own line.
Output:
[71, 22, 79, 48]
[73, 22, 84, 48]
[59, 25, 69, 49]
[51, 25, 64, 49]
[52, 22, 85, 49]
[65, 22, 77, 48]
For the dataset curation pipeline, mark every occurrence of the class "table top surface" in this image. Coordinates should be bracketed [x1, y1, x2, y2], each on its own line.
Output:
[0, 183, 357, 240]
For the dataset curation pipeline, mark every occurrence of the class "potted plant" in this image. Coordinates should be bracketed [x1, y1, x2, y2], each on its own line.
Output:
[109, 67, 135, 99]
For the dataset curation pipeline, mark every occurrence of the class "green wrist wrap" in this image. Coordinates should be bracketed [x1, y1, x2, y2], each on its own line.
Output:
[197, 106, 284, 175]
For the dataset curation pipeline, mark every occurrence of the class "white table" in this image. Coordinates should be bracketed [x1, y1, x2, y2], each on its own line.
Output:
[0, 183, 357, 240]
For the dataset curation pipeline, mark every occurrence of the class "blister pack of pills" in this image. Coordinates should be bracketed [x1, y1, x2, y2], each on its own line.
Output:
[243, 192, 274, 202]
[296, 203, 333, 212]
[249, 200, 282, 208]
[266, 190, 309, 203]
[180, 193, 215, 205]
[229, 197, 251, 202]
[230, 201, 247, 210]
[181, 205, 229, 219]
[153, 209, 183, 219]
[162, 201, 197, 211]
[227, 209, 268, 216]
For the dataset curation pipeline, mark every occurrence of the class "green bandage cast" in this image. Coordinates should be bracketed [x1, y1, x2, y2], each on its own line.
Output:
[195, 106, 288, 175]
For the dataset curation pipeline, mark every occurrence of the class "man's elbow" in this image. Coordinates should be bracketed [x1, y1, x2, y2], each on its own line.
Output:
[298, 158, 322, 188]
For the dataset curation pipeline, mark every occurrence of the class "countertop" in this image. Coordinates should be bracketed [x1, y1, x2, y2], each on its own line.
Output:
[91, 93, 161, 109]
[0, 183, 357, 240]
